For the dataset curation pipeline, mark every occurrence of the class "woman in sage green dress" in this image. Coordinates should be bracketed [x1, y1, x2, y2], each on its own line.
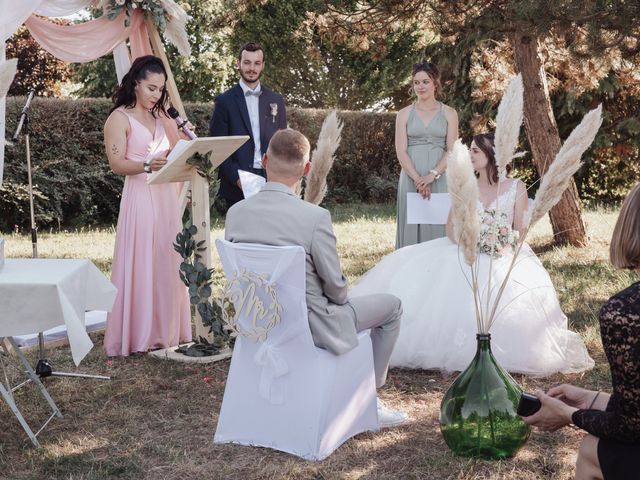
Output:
[395, 62, 458, 249]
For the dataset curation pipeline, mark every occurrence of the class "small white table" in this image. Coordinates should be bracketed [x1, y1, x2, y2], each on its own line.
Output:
[0, 258, 117, 447]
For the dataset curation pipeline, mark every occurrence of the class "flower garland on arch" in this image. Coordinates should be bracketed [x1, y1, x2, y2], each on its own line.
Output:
[103, 0, 191, 55]
[106, 0, 166, 29]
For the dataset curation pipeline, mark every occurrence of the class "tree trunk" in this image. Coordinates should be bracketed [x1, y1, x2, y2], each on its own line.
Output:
[511, 31, 587, 247]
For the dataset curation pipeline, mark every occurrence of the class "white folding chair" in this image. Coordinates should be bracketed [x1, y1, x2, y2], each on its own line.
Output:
[214, 239, 378, 460]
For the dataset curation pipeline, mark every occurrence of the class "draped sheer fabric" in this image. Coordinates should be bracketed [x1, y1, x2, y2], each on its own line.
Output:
[34, 0, 98, 18]
[0, 0, 97, 43]
[25, 10, 147, 64]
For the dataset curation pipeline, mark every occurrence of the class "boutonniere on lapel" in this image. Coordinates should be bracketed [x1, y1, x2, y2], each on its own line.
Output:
[270, 103, 278, 123]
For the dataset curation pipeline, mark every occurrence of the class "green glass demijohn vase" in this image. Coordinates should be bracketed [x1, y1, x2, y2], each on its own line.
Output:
[439, 334, 530, 459]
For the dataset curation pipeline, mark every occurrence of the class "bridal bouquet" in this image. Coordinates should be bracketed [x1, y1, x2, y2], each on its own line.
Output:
[448, 74, 603, 334]
[477, 209, 519, 259]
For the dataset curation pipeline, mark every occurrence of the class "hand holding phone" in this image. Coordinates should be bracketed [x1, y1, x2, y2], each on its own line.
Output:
[517, 392, 542, 417]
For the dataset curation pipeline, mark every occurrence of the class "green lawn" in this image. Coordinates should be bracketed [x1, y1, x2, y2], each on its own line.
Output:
[0, 204, 633, 479]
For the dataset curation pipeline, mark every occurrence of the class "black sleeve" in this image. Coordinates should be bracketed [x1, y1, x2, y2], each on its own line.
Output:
[572, 288, 640, 442]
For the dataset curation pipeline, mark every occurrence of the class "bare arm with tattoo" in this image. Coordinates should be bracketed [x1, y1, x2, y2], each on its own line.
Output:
[104, 110, 166, 175]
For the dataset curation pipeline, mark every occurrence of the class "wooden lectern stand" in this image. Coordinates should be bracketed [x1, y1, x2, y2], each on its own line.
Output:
[148, 136, 249, 340]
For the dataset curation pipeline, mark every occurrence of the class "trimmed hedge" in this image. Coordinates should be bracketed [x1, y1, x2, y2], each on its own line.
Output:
[0, 97, 635, 232]
[1, 98, 399, 231]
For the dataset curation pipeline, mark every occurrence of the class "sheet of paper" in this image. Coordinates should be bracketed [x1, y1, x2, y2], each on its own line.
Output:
[238, 170, 266, 199]
[166, 138, 191, 163]
[406, 192, 451, 225]
[147, 135, 249, 185]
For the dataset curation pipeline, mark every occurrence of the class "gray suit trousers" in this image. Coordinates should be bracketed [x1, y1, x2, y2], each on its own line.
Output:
[349, 293, 402, 389]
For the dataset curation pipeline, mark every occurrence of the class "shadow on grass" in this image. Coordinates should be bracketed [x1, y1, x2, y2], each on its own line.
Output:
[40, 452, 143, 480]
[546, 261, 635, 331]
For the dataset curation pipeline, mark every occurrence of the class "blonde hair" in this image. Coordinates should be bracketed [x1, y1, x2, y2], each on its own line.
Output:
[610, 183, 640, 270]
[266, 129, 310, 177]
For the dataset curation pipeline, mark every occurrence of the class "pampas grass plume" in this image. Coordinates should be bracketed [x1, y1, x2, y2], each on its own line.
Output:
[525, 104, 603, 227]
[161, 0, 191, 56]
[304, 111, 343, 205]
[494, 74, 523, 180]
[446, 139, 480, 265]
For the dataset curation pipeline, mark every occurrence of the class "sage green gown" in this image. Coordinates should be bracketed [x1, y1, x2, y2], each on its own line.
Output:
[396, 104, 448, 249]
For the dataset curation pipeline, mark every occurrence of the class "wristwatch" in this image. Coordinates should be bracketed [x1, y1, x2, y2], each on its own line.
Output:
[143, 162, 152, 173]
[429, 169, 441, 180]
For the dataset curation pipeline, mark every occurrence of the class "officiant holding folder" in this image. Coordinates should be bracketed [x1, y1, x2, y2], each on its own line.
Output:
[103, 56, 192, 357]
[209, 42, 287, 213]
[394, 62, 458, 248]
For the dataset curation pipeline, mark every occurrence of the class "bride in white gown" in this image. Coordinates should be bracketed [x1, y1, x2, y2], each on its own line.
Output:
[351, 133, 594, 376]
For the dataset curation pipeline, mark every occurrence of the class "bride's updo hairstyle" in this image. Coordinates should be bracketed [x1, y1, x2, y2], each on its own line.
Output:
[110, 55, 168, 117]
[412, 62, 442, 95]
[610, 183, 640, 270]
[473, 132, 512, 185]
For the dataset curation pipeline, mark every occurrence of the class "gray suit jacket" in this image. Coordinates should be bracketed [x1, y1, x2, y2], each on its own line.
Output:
[224, 182, 359, 355]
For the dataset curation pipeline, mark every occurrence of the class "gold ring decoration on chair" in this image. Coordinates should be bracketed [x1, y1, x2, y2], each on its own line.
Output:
[220, 268, 282, 342]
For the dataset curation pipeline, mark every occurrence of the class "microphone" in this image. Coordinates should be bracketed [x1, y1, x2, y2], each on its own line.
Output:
[12, 88, 36, 141]
[167, 106, 197, 140]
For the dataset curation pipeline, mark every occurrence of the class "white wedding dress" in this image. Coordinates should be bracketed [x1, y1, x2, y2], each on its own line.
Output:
[351, 181, 594, 376]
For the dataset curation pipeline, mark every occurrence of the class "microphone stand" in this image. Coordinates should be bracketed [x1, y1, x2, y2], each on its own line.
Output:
[12, 91, 109, 381]
[12, 90, 37, 259]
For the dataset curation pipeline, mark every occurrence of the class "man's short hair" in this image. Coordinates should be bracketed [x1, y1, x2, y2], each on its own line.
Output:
[267, 129, 310, 175]
[238, 42, 265, 61]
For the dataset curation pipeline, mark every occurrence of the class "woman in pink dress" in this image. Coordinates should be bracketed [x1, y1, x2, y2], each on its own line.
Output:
[103, 55, 191, 356]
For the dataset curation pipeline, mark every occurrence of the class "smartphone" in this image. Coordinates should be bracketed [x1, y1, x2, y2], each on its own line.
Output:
[517, 392, 542, 417]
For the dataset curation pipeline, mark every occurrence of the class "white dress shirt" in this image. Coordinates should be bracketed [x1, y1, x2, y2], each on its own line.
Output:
[239, 79, 263, 169]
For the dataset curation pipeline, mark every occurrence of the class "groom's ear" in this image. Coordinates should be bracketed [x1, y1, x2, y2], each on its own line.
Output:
[303, 161, 311, 176]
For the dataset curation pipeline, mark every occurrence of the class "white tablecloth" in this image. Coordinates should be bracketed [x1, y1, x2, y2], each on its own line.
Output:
[0, 259, 117, 365]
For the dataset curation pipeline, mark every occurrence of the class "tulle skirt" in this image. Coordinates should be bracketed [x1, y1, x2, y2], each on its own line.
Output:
[350, 237, 594, 376]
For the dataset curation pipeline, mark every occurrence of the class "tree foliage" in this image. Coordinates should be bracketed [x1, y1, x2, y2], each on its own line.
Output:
[6, 26, 71, 97]
[229, 0, 424, 109]
[70, 0, 423, 108]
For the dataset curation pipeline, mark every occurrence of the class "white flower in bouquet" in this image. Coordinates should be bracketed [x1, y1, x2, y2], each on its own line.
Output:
[477, 209, 520, 258]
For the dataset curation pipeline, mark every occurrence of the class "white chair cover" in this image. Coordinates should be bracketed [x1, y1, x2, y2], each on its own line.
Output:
[214, 239, 378, 460]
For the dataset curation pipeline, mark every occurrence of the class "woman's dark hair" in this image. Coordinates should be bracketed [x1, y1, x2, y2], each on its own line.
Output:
[110, 55, 168, 116]
[473, 132, 511, 184]
[412, 62, 442, 93]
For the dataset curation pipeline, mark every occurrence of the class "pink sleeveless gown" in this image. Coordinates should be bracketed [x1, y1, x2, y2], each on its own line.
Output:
[104, 108, 191, 356]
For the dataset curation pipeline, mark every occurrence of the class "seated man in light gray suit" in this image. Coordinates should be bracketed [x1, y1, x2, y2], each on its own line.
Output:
[224, 128, 407, 427]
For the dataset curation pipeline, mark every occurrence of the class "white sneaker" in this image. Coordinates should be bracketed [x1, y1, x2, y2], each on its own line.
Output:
[376, 398, 409, 428]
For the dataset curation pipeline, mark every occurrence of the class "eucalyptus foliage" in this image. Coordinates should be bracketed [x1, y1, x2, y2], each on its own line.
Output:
[173, 224, 229, 355]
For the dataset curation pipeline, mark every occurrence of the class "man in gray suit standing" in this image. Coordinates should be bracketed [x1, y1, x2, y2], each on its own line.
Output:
[225, 128, 407, 427]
